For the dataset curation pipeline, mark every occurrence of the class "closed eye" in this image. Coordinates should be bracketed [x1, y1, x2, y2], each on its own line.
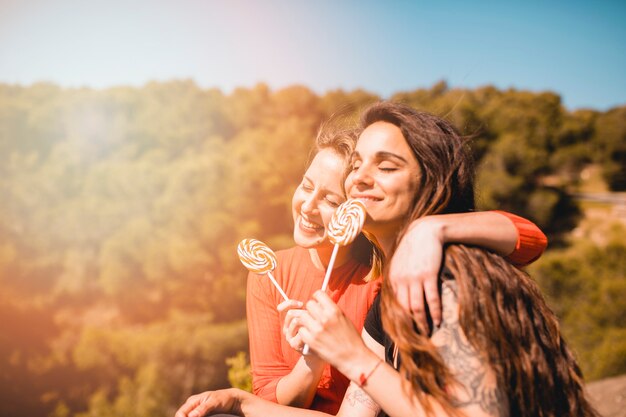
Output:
[378, 163, 398, 172]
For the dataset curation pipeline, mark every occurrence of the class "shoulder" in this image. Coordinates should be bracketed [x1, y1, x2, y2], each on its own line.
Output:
[275, 246, 307, 264]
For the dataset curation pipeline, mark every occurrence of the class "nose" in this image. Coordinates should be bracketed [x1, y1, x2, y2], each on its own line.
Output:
[301, 192, 319, 215]
[350, 163, 374, 188]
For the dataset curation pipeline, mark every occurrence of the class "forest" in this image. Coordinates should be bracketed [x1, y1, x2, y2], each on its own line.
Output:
[0, 80, 624, 417]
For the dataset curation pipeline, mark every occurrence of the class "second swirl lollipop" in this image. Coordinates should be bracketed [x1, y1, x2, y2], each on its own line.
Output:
[301, 199, 367, 355]
[238, 239, 289, 302]
[321, 198, 367, 291]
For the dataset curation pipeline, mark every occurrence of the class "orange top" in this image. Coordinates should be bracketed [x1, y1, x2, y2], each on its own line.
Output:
[246, 246, 380, 414]
[246, 212, 547, 413]
[495, 211, 548, 266]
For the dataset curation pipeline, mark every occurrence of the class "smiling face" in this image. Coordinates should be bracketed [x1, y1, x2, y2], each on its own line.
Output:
[292, 148, 347, 249]
[345, 121, 421, 239]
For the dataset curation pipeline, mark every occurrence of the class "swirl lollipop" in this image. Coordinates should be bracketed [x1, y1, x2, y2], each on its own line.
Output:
[321, 199, 367, 291]
[302, 199, 366, 355]
[238, 239, 289, 302]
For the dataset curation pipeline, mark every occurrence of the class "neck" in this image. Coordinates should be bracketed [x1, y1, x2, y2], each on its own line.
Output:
[309, 244, 351, 270]
[365, 223, 399, 259]
[372, 234, 396, 258]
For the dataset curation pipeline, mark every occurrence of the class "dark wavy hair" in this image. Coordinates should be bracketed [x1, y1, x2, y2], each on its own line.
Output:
[361, 102, 597, 417]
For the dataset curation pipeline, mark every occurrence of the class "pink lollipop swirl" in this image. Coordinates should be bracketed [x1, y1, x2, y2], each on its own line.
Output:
[237, 239, 277, 274]
[327, 199, 367, 246]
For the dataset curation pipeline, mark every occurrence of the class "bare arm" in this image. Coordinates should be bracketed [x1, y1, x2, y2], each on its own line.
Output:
[175, 316, 382, 417]
[300, 290, 508, 417]
[430, 280, 508, 416]
[335, 330, 384, 417]
[275, 355, 325, 407]
[175, 387, 333, 417]
[390, 211, 545, 333]
[247, 274, 325, 408]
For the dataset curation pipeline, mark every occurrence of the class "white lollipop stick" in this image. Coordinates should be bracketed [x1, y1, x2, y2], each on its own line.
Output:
[266, 271, 289, 302]
[238, 239, 289, 302]
[320, 245, 340, 292]
[320, 199, 366, 291]
[303, 199, 366, 355]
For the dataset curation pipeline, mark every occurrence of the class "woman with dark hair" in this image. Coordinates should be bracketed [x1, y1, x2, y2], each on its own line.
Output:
[176, 102, 577, 417]
[246, 120, 545, 414]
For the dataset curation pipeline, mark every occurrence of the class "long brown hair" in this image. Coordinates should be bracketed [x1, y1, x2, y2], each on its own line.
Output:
[363, 102, 597, 416]
[445, 245, 597, 417]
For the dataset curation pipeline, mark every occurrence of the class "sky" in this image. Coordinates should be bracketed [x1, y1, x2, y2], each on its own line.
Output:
[0, 0, 624, 111]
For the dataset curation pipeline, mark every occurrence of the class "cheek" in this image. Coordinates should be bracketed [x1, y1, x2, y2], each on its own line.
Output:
[319, 206, 336, 228]
[292, 190, 303, 215]
[344, 173, 354, 195]
[401, 177, 420, 205]
[387, 175, 417, 204]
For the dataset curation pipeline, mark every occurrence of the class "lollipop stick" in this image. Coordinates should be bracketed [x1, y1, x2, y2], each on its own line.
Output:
[267, 271, 289, 302]
[321, 243, 340, 292]
[302, 243, 340, 356]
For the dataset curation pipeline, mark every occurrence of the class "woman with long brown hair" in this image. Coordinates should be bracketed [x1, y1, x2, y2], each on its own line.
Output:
[175, 102, 593, 417]
[246, 121, 545, 414]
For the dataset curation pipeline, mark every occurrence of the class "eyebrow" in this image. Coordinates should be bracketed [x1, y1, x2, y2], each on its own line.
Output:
[352, 151, 409, 163]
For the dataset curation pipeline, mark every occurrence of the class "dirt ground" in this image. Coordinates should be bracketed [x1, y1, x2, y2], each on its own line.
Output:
[587, 374, 626, 417]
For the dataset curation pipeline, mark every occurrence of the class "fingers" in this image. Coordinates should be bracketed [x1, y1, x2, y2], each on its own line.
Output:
[175, 394, 203, 417]
[277, 299, 303, 313]
[311, 290, 333, 305]
[283, 309, 305, 335]
[424, 279, 442, 328]
[188, 402, 207, 417]
[284, 313, 305, 351]
[310, 290, 343, 316]
[296, 295, 329, 338]
[395, 284, 410, 313]
[408, 282, 429, 335]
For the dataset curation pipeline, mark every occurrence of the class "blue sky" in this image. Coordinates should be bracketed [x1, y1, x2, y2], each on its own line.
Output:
[1, 0, 624, 110]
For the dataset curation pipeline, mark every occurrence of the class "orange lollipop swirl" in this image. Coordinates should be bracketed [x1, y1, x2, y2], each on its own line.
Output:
[237, 239, 277, 274]
[327, 199, 366, 246]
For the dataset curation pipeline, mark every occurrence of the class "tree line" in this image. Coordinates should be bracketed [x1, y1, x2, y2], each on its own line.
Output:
[0, 80, 624, 417]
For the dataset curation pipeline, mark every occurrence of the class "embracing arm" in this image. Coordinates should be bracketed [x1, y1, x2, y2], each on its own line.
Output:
[389, 210, 547, 331]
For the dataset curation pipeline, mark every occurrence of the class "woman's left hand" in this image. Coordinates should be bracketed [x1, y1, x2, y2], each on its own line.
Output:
[175, 388, 242, 417]
[388, 217, 444, 334]
[297, 290, 368, 370]
[278, 299, 307, 352]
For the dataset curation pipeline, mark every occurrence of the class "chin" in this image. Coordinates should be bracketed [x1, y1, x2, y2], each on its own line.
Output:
[294, 235, 320, 249]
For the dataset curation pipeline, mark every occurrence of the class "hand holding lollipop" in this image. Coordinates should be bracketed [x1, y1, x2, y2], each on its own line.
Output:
[302, 199, 366, 355]
[238, 239, 289, 302]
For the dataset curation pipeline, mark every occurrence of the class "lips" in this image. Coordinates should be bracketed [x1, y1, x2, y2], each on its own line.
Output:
[351, 195, 382, 203]
[299, 216, 323, 232]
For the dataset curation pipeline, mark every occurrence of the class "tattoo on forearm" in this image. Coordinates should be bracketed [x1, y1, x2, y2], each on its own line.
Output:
[433, 281, 509, 417]
[346, 387, 380, 412]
